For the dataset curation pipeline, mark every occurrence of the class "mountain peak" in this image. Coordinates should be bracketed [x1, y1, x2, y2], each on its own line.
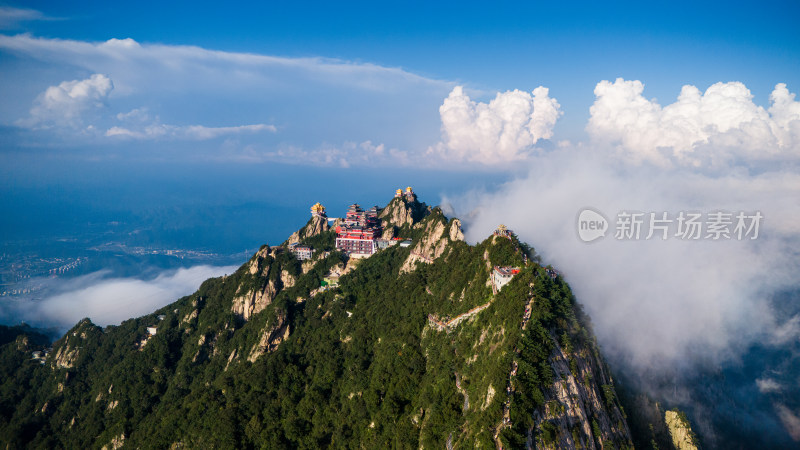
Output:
[0, 187, 635, 449]
[380, 190, 431, 238]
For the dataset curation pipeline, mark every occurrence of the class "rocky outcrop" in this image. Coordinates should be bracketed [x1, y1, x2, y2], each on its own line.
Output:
[280, 270, 296, 288]
[232, 246, 283, 321]
[231, 279, 279, 322]
[246, 246, 272, 275]
[399, 217, 462, 274]
[248, 311, 290, 362]
[101, 433, 125, 450]
[14, 336, 29, 352]
[181, 308, 198, 325]
[286, 215, 330, 246]
[51, 319, 97, 370]
[665, 410, 699, 450]
[449, 218, 464, 242]
[53, 344, 79, 370]
[380, 198, 415, 229]
[381, 226, 397, 240]
[529, 332, 633, 449]
[379, 197, 429, 230]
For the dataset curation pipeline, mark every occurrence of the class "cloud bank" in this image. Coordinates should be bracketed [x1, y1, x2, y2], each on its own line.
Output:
[0, 34, 452, 162]
[455, 152, 799, 365]
[430, 86, 562, 164]
[15, 72, 277, 140]
[445, 78, 800, 443]
[588, 78, 800, 167]
[13, 265, 236, 329]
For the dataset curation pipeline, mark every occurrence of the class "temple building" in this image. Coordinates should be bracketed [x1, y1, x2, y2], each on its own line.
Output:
[404, 186, 415, 201]
[491, 266, 520, 292]
[394, 186, 416, 201]
[291, 244, 314, 261]
[335, 204, 383, 256]
[494, 224, 514, 238]
[310, 202, 327, 218]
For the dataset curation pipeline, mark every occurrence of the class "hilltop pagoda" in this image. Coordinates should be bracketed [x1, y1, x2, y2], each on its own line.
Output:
[310, 202, 327, 218]
[404, 186, 415, 201]
[494, 224, 513, 238]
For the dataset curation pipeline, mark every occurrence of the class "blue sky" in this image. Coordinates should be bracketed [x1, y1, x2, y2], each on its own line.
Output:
[2, 0, 799, 164]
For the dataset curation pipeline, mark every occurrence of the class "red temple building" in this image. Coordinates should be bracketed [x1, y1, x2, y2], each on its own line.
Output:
[335, 204, 383, 256]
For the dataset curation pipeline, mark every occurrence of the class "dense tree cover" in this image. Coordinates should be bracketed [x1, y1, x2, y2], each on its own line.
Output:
[299, 230, 336, 252]
[0, 205, 627, 449]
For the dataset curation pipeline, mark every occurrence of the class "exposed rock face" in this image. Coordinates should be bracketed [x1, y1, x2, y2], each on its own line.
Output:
[15, 336, 29, 352]
[530, 332, 633, 449]
[248, 312, 290, 362]
[380, 198, 414, 229]
[399, 217, 461, 274]
[665, 410, 699, 450]
[286, 216, 330, 246]
[181, 309, 198, 325]
[224, 349, 238, 371]
[52, 320, 97, 369]
[483, 385, 496, 411]
[449, 218, 464, 242]
[53, 342, 78, 369]
[232, 246, 283, 321]
[280, 270, 296, 288]
[381, 226, 396, 239]
[247, 246, 270, 274]
[101, 433, 125, 450]
[231, 280, 279, 322]
[380, 197, 429, 229]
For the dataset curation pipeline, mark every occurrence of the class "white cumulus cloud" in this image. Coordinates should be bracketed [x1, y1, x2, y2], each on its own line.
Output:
[19, 73, 113, 128]
[587, 78, 800, 167]
[431, 86, 562, 164]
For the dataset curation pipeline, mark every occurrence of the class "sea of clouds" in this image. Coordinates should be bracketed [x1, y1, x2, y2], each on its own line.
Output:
[438, 78, 800, 444]
[2, 265, 237, 330]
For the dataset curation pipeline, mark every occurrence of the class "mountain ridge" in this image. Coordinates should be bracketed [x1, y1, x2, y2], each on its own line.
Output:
[0, 192, 634, 449]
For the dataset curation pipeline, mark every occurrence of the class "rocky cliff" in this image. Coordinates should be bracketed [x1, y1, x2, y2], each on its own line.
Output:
[665, 409, 699, 450]
[230, 245, 296, 321]
[399, 211, 464, 273]
[530, 329, 632, 448]
[285, 214, 330, 245]
[379, 195, 430, 238]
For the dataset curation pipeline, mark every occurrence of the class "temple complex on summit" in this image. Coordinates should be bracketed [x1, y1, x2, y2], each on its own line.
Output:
[335, 204, 382, 256]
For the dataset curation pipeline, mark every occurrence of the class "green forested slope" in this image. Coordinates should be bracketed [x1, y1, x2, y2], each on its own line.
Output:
[0, 197, 632, 449]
